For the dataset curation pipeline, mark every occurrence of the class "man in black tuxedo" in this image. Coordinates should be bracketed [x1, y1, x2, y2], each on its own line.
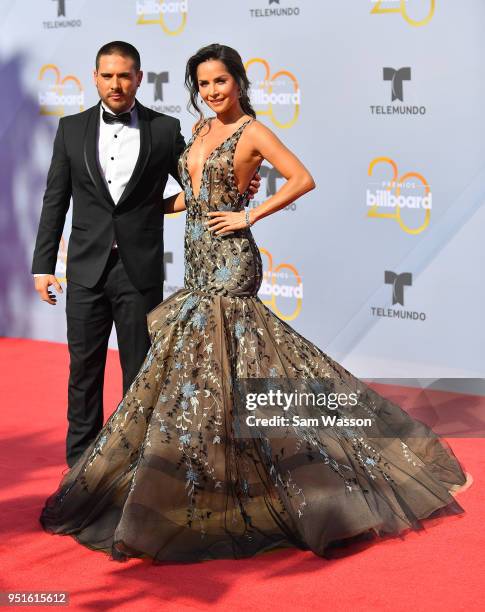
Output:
[31, 41, 185, 467]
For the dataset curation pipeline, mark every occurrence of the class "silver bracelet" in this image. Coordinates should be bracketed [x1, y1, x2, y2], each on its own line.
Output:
[245, 209, 252, 227]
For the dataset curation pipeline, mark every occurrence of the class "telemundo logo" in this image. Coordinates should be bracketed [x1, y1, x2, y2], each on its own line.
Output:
[247, 165, 296, 212]
[370, 66, 427, 116]
[147, 70, 181, 113]
[370, 270, 426, 321]
[43, 0, 81, 28]
[249, 0, 301, 18]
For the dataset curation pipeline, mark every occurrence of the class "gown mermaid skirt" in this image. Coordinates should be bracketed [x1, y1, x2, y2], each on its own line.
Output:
[40, 119, 467, 562]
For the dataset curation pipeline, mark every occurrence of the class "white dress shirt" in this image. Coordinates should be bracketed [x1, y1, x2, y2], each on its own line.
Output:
[98, 101, 140, 207]
[34, 100, 140, 276]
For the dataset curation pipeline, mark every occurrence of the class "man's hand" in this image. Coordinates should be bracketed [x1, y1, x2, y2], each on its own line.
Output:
[247, 172, 261, 200]
[34, 275, 63, 305]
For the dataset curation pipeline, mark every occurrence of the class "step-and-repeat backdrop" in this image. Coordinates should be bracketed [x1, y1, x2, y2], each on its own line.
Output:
[1, 0, 484, 378]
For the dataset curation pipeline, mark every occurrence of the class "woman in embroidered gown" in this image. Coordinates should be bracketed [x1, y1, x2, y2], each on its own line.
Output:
[40, 44, 470, 563]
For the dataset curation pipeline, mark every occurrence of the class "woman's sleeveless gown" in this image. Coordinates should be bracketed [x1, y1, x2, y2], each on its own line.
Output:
[40, 119, 467, 562]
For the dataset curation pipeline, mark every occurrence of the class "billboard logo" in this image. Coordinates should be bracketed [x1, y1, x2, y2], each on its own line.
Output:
[366, 157, 432, 235]
[245, 58, 300, 129]
[259, 248, 303, 321]
[371, 270, 426, 321]
[38, 64, 84, 116]
[370, 0, 435, 27]
[136, 0, 188, 35]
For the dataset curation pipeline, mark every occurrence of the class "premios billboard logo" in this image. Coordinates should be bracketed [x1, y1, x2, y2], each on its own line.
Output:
[259, 248, 303, 321]
[38, 64, 84, 116]
[370, 0, 435, 27]
[245, 58, 300, 129]
[366, 157, 432, 235]
[136, 0, 188, 35]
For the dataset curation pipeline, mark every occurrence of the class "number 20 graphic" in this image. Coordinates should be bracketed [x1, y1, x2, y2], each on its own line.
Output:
[371, 0, 436, 27]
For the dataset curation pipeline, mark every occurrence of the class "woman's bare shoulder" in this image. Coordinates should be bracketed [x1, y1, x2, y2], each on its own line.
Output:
[245, 118, 282, 146]
[246, 118, 271, 134]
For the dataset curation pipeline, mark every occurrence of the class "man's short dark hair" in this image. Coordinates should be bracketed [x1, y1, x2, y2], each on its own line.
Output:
[95, 41, 141, 71]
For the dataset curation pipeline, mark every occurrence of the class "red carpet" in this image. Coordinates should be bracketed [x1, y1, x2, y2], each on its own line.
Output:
[1, 337, 484, 611]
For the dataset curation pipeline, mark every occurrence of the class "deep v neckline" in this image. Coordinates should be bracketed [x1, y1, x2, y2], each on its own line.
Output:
[185, 117, 252, 201]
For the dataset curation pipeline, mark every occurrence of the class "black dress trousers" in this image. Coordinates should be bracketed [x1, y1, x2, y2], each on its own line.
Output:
[65, 249, 163, 467]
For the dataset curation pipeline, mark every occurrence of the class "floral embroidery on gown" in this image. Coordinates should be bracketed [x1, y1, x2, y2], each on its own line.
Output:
[40, 118, 467, 562]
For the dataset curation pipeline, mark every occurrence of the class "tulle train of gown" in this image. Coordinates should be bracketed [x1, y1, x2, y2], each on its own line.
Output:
[40, 118, 467, 562]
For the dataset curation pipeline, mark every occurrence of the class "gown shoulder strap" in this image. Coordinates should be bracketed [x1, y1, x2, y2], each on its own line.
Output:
[192, 117, 211, 138]
[232, 118, 254, 141]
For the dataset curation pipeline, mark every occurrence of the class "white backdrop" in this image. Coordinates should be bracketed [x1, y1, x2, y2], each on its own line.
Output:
[1, 0, 484, 379]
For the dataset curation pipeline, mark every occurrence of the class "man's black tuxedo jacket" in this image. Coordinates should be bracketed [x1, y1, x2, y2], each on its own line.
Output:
[31, 100, 186, 291]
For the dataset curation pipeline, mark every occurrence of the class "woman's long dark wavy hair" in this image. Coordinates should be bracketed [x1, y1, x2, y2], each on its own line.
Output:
[185, 43, 256, 126]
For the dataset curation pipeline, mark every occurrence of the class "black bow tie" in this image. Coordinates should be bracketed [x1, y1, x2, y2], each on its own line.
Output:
[102, 109, 132, 125]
